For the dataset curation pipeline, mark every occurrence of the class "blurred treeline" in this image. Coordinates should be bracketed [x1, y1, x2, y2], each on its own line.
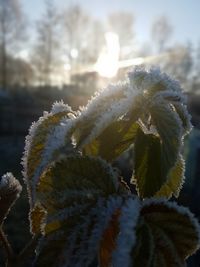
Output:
[0, 0, 200, 90]
[0, 0, 200, 266]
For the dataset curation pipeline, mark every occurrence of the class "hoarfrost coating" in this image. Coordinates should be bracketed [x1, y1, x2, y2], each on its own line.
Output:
[142, 197, 200, 247]
[51, 100, 72, 114]
[112, 197, 141, 267]
[0, 172, 22, 194]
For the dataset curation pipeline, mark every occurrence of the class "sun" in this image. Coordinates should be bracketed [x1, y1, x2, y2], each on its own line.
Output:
[95, 32, 120, 78]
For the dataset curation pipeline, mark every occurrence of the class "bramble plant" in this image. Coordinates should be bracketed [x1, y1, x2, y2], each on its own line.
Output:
[0, 67, 200, 267]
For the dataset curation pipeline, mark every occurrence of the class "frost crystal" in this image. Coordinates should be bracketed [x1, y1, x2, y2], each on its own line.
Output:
[51, 100, 72, 114]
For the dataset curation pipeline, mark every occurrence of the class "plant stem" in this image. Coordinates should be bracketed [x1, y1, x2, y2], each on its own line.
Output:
[18, 234, 39, 264]
[0, 227, 14, 264]
[0, 228, 39, 266]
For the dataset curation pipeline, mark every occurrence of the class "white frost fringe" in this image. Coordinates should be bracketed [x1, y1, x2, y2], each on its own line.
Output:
[21, 102, 75, 206]
[112, 197, 141, 267]
[143, 198, 200, 246]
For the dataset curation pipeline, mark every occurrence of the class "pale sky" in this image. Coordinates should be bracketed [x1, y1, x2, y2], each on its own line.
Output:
[22, 0, 200, 46]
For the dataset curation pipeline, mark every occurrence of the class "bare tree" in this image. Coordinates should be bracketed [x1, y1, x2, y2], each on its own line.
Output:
[151, 16, 173, 53]
[11, 58, 33, 87]
[194, 41, 200, 82]
[32, 0, 61, 86]
[108, 12, 135, 59]
[62, 5, 103, 72]
[85, 20, 105, 63]
[163, 43, 193, 88]
[0, 0, 27, 89]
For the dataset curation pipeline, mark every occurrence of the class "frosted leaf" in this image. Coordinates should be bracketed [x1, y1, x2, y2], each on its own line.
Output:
[74, 66, 191, 172]
[173, 102, 192, 135]
[82, 92, 139, 146]
[30, 203, 47, 235]
[0, 172, 13, 189]
[74, 81, 140, 147]
[0, 172, 22, 195]
[155, 156, 185, 198]
[80, 81, 128, 115]
[61, 196, 123, 267]
[132, 221, 154, 266]
[83, 120, 140, 162]
[84, 196, 123, 265]
[142, 198, 200, 242]
[22, 111, 52, 200]
[22, 106, 76, 207]
[45, 203, 90, 229]
[18, 66, 197, 266]
[37, 155, 119, 211]
[128, 66, 183, 97]
[34, 153, 125, 267]
[0, 173, 22, 224]
[38, 117, 76, 177]
[112, 197, 141, 267]
[132, 102, 183, 198]
[139, 198, 200, 264]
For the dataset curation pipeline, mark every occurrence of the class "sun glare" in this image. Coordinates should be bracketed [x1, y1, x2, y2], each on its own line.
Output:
[70, 48, 79, 59]
[95, 32, 120, 78]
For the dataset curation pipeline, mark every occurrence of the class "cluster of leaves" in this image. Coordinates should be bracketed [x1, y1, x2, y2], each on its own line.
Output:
[0, 67, 200, 266]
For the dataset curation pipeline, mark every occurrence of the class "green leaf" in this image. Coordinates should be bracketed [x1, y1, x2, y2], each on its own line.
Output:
[34, 156, 121, 267]
[26, 111, 71, 181]
[134, 199, 200, 267]
[155, 156, 185, 198]
[74, 86, 126, 148]
[83, 120, 140, 162]
[149, 102, 181, 176]
[29, 204, 46, 235]
[37, 156, 118, 212]
[173, 102, 191, 135]
[132, 129, 164, 197]
[132, 101, 183, 198]
[24, 110, 73, 206]
[132, 222, 154, 267]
